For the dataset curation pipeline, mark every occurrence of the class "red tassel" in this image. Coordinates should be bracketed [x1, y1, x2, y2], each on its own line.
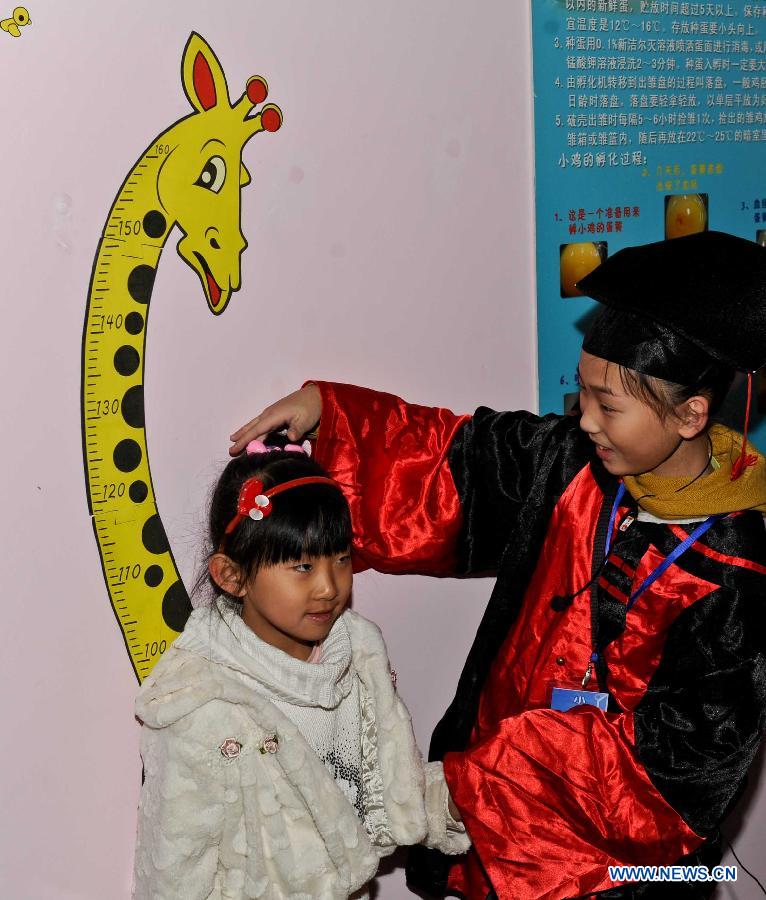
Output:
[731, 372, 758, 481]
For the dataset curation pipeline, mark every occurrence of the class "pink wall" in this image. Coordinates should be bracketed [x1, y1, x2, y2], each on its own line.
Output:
[0, 2, 762, 898]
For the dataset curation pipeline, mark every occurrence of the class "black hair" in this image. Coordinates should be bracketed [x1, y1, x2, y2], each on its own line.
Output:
[200, 435, 352, 602]
[613, 361, 735, 423]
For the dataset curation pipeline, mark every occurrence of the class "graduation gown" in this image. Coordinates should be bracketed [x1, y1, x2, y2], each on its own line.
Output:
[311, 381, 766, 900]
[310, 382, 766, 900]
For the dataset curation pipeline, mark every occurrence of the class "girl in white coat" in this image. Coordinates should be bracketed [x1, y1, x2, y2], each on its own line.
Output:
[133, 439, 468, 899]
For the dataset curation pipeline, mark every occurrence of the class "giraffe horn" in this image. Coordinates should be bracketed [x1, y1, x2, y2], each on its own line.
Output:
[236, 76, 269, 118]
[243, 104, 283, 140]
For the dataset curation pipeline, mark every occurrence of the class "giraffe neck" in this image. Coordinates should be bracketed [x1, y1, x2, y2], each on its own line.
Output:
[87, 144, 171, 493]
[102, 144, 171, 307]
[83, 140, 190, 682]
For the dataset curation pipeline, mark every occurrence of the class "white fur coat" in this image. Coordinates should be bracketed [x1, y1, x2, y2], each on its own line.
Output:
[133, 608, 469, 899]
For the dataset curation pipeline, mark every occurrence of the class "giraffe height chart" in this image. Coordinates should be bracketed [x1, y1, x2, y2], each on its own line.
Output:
[81, 32, 282, 681]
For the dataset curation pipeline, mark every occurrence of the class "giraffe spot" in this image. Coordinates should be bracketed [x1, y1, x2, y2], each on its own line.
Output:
[114, 345, 140, 376]
[163, 580, 193, 632]
[142, 514, 169, 555]
[129, 480, 148, 503]
[143, 210, 167, 239]
[125, 312, 144, 335]
[113, 439, 142, 472]
[144, 565, 164, 587]
[128, 265, 155, 304]
[122, 385, 144, 428]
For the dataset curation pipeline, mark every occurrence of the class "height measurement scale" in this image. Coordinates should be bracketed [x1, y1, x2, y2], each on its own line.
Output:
[81, 32, 282, 681]
[83, 150, 182, 682]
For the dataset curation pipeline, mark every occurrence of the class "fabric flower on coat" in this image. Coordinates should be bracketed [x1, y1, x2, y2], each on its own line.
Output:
[260, 734, 279, 754]
[219, 738, 242, 759]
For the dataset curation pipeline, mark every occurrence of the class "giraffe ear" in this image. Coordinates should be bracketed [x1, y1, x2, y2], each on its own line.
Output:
[181, 33, 231, 113]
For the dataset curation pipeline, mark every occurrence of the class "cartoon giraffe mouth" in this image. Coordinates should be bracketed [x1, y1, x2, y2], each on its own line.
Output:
[193, 251, 223, 308]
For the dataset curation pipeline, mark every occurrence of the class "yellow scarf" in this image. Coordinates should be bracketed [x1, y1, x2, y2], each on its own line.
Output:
[623, 424, 766, 518]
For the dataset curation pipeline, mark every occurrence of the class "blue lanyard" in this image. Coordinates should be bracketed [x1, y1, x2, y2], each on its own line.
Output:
[583, 484, 723, 689]
[625, 514, 723, 611]
[604, 483, 626, 559]
[604, 482, 723, 613]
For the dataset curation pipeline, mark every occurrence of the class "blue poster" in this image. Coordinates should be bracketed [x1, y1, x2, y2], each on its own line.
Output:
[532, 0, 766, 440]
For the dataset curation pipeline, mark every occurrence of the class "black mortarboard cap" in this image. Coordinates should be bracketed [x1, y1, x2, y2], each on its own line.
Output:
[578, 231, 766, 384]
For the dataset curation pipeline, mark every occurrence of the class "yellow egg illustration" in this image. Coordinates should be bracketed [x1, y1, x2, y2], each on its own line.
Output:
[665, 194, 707, 240]
[560, 242, 603, 297]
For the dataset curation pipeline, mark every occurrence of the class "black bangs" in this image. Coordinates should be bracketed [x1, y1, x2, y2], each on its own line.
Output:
[205, 445, 352, 593]
[224, 483, 352, 574]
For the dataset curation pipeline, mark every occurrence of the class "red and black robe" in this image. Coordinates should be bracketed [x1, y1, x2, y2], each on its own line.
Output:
[312, 381, 766, 900]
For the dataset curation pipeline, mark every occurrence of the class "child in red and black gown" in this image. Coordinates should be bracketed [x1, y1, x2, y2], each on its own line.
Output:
[230, 231, 766, 899]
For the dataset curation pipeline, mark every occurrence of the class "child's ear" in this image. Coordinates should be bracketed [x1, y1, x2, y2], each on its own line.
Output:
[209, 553, 247, 596]
[677, 395, 710, 439]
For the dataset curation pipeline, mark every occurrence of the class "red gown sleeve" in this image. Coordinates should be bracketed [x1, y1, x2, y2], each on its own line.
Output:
[310, 381, 587, 577]
[310, 381, 470, 575]
[443, 707, 703, 900]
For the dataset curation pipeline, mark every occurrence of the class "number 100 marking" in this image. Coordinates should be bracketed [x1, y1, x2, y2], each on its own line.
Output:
[144, 640, 167, 658]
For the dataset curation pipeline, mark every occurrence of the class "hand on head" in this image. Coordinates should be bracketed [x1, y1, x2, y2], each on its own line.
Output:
[229, 384, 323, 455]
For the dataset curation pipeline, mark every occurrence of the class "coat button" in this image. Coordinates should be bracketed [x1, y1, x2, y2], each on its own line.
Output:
[556, 656, 565, 666]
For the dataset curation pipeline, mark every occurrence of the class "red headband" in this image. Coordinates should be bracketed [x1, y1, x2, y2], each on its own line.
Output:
[222, 475, 340, 539]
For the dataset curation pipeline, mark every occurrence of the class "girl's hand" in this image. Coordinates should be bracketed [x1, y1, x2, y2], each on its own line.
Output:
[447, 793, 462, 823]
[229, 384, 323, 455]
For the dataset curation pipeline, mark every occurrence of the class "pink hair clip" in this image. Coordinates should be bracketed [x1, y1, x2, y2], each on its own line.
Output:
[245, 439, 312, 457]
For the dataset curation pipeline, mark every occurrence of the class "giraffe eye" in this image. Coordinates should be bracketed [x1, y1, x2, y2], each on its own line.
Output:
[195, 156, 226, 193]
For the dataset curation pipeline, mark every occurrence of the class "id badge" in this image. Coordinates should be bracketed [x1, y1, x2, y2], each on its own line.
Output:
[550, 687, 609, 712]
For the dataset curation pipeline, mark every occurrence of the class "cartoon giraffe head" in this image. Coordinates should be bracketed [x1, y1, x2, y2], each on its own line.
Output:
[156, 32, 282, 314]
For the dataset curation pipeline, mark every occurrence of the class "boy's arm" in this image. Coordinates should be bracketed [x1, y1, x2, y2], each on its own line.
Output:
[313, 381, 585, 576]
[313, 381, 468, 575]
